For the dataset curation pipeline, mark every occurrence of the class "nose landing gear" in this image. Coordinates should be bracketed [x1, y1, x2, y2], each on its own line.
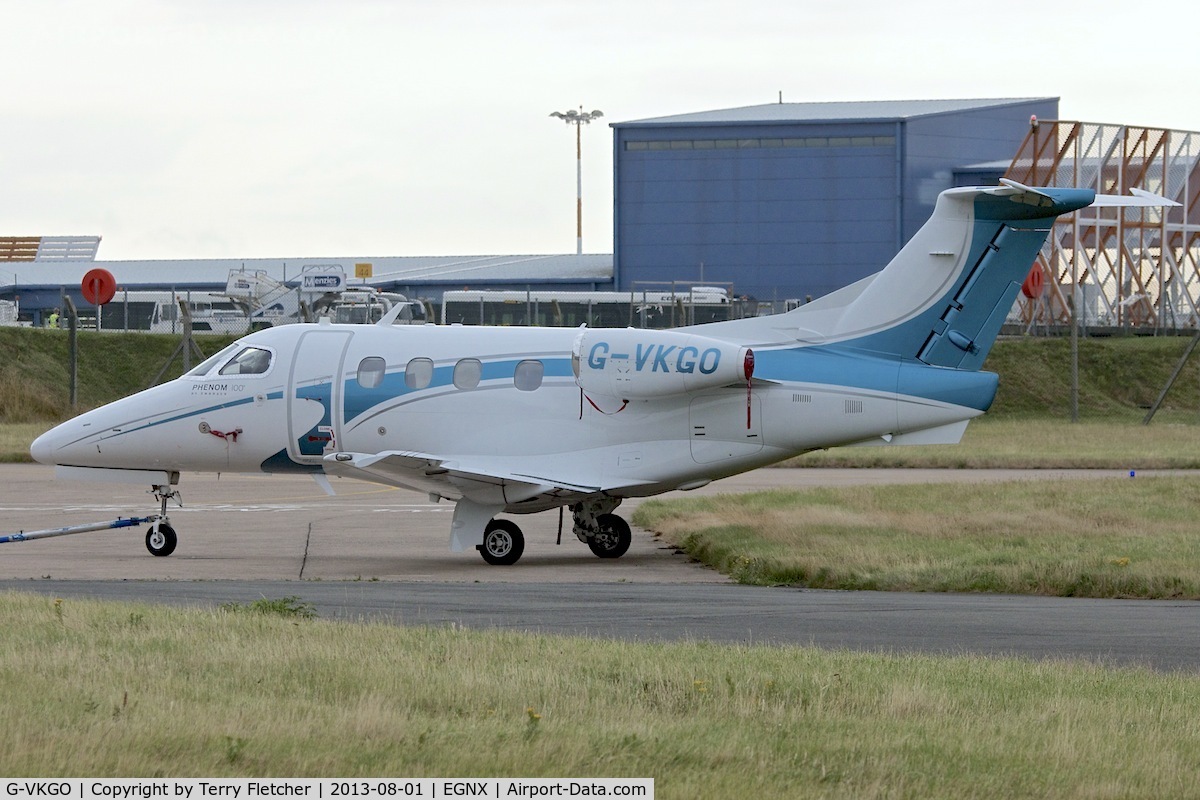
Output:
[144, 483, 183, 557]
[145, 523, 177, 557]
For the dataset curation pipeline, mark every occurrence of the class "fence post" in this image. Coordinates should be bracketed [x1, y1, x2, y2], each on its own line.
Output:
[1143, 329, 1200, 424]
[1069, 293, 1079, 423]
[63, 295, 78, 409]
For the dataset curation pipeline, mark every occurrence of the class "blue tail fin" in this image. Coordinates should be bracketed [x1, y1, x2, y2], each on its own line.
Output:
[692, 183, 1102, 370]
[830, 185, 1095, 369]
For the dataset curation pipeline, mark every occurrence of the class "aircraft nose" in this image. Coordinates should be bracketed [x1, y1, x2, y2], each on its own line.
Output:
[29, 424, 63, 462]
[30, 429, 55, 464]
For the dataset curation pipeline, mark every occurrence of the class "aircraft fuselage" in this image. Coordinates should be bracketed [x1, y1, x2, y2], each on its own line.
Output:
[31, 319, 991, 505]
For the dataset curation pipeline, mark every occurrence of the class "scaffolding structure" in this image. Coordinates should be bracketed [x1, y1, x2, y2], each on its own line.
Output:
[1004, 120, 1200, 332]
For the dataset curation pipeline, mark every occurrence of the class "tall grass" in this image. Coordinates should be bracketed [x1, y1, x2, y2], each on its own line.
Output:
[0, 327, 237, 423]
[634, 475, 1200, 596]
[985, 334, 1200, 417]
[0, 422, 53, 463]
[5, 328, 1200, 424]
[3, 591, 1200, 798]
[6, 329, 1200, 465]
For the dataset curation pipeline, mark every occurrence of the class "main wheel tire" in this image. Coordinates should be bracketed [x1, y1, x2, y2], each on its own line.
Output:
[587, 514, 632, 559]
[146, 523, 178, 557]
[477, 519, 525, 565]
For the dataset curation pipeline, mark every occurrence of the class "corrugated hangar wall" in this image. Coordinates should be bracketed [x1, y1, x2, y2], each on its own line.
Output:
[612, 98, 1058, 303]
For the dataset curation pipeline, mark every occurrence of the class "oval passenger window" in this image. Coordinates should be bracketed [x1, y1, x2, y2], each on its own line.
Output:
[514, 360, 543, 391]
[405, 357, 434, 390]
[453, 358, 482, 389]
[357, 356, 386, 389]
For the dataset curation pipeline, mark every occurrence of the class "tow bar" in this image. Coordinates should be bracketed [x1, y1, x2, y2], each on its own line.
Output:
[0, 516, 160, 545]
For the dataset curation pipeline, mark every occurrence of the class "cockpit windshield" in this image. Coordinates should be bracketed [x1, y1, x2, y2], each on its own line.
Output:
[185, 343, 243, 377]
[218, 347, 274, 376]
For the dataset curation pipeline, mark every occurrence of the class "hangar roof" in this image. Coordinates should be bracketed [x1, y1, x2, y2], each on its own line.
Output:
[615, 98, 1057, 127]
[5, 253, 613, 292]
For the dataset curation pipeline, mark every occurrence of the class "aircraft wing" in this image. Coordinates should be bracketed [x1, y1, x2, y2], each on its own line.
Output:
[321, 449, 639, 507]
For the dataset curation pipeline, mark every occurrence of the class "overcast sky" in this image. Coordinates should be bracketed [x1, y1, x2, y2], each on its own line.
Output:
[2, 0, 1198, 262]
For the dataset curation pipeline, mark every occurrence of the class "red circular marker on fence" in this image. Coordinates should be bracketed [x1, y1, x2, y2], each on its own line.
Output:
[1021, 266, 1045, 299]
[81, 268, 117, 305]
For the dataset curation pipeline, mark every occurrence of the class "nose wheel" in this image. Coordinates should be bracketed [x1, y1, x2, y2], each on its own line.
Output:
[144, 482, 182, 557]
[146, 523, 178, 557]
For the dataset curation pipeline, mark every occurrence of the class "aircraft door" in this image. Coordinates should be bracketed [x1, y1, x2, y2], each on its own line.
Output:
[287, 329, 352, 465]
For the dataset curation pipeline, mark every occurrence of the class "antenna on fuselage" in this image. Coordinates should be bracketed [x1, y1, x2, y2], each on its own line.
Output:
[376, 302, 407, 326]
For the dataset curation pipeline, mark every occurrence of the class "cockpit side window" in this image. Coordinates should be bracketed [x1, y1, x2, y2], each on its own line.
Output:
[218, 346, 274, 376]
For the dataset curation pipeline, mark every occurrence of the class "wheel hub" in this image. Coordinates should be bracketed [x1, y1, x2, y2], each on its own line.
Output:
[485, 531, 512, 557]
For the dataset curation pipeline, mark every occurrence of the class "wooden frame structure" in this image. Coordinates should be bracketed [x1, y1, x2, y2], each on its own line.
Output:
[1005, 121, 1200, 331]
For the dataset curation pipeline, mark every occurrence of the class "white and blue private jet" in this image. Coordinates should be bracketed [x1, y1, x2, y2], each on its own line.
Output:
[30, 181, 1167, 564]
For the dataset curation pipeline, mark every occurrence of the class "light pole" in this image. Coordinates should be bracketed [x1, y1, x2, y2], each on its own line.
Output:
[550, 106, 603, 255]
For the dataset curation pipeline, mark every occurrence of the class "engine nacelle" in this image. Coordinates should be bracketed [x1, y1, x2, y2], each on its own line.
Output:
[572, 328, 753, 399]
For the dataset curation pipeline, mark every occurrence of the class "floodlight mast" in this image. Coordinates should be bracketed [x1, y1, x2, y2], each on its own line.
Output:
[550, 107, 603, 255]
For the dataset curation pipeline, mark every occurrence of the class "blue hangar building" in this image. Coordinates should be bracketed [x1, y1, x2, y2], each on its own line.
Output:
[610, 97, 1058, 303]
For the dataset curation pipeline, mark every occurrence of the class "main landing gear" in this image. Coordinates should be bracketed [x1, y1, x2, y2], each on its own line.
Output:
[572, 497, 632, 559]
[478, 519, 525, 566]
[475, 498, 632, 566]
[586, 514, 632, 559]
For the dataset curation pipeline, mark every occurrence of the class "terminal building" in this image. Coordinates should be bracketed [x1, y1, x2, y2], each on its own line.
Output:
[8, 96, 1197, 332]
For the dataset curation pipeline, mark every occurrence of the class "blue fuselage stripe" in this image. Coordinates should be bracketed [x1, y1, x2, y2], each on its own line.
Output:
[338, 346, 996, 424]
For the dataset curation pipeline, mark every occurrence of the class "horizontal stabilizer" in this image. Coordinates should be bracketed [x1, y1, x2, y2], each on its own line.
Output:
[1091, 187, 1181, 208]
[998, 178, 1179, 208]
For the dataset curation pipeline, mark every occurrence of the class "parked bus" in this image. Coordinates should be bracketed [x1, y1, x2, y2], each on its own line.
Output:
[90, 287, 425, 333]
[96, 291, 251, 334]
[440, 287, 744, 328]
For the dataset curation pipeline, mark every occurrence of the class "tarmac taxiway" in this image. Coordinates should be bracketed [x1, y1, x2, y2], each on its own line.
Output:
[1, 464, 1196, 671]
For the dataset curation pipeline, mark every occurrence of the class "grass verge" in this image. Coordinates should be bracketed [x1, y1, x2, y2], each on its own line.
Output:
[789, 416, 1200, 469]
[3, 591, 1200, 797]
[633, 474, 1200, 596]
